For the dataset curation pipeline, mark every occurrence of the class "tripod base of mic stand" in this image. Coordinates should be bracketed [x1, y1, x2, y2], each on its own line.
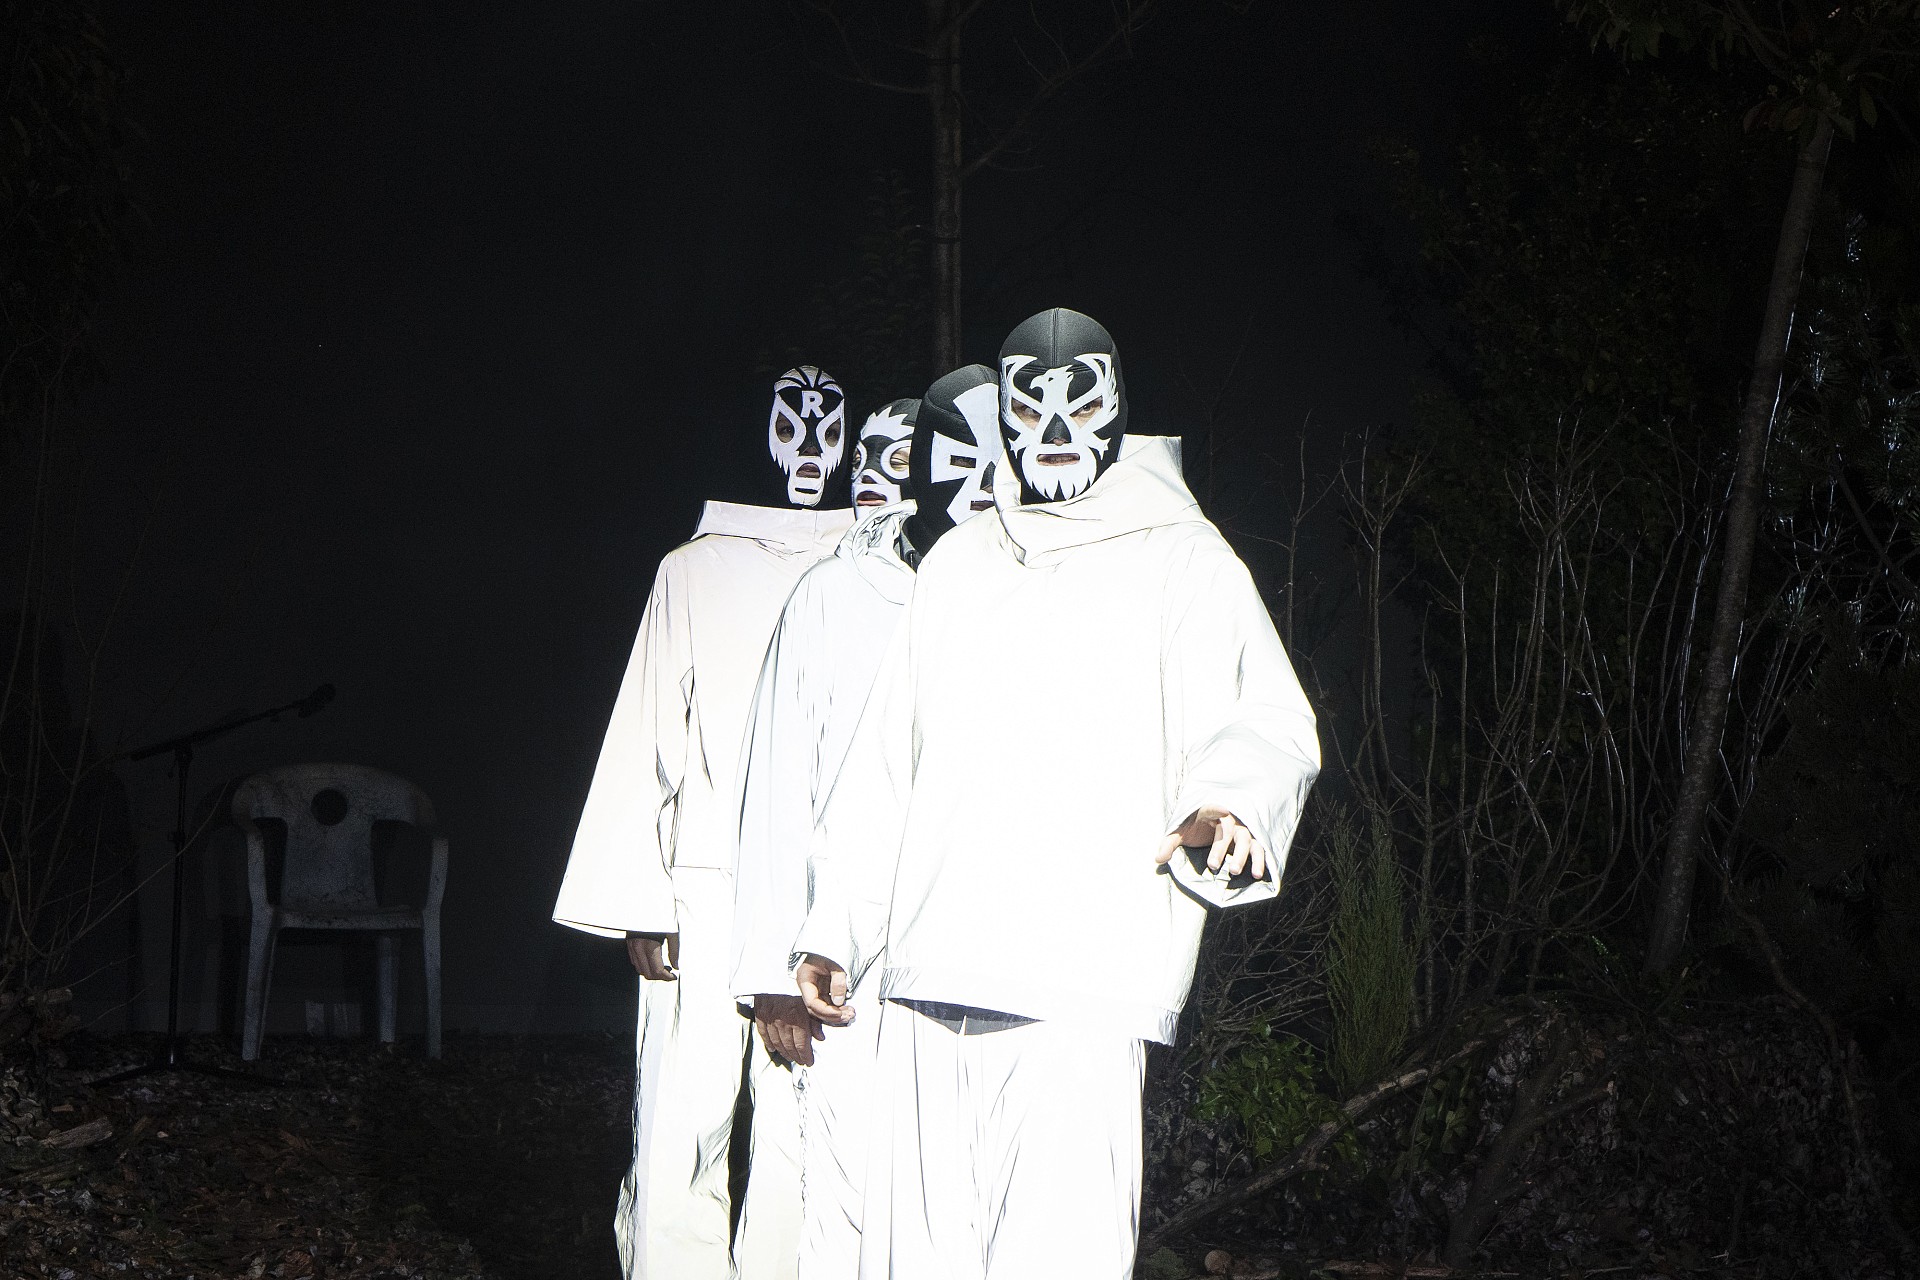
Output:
[88, 1040, 298, 1090]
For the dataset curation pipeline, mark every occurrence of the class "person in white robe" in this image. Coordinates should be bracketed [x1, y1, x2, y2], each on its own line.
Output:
[553, 365, 855, 1280]
[794, 310, 1321, 1280]
[730, 368, 1003, 1279]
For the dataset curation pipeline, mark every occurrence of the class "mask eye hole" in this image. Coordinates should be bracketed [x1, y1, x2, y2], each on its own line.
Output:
[775, 420, 795, 443]
[823, 424, 841, 447]
[886, 445, 910, 473]
[854, 445, 870, 471]
[947, 454, 976, 470]
[1070, 399, 1105, 426]
[1010, 403, 1041, 427]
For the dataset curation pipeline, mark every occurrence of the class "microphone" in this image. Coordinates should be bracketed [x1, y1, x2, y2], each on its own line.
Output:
[297, 683, 337, 718]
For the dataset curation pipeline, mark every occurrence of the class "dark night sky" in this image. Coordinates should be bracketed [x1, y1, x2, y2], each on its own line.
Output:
[61, 0, 1552, 1032]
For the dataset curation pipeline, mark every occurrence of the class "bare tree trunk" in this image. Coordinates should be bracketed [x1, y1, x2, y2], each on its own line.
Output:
[927, 0, 964, 371]
[1645, 115, 1834, 976]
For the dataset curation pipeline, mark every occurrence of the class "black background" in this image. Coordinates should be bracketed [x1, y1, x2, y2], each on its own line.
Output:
[60, 0, 1551, 1033]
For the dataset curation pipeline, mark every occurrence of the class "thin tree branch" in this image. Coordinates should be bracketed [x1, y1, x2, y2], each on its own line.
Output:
[1139, 1013, 1527, 1253]
[1832, 466, 1920, 605]
[959, 0, 1159, 180]
[795, 0, 931, 95]
[927, 0, 991, 49]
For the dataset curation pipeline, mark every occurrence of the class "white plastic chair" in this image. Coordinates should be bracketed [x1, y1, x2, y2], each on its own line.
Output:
[232, 763, 446, 1060]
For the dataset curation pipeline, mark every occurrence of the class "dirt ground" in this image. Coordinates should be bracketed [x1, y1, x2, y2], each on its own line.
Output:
[4, 1016, 1909, 1280]
[4, 1034, 633, 1280]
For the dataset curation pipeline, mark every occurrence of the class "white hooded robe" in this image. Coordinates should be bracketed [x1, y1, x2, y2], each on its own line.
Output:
[729, 501, 918, 1279]
[554, 498, 851, 1280]
[794, 436, 1319, 1277]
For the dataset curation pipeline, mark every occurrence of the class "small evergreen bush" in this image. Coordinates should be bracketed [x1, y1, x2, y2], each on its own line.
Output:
[1327, 813, 1416, 1097]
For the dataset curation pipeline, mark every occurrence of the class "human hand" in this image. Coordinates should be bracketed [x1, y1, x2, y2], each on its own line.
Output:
[1155, 807, 1270, 882]
[795, 954, 855, 1026]
[626, 932, 679, 981]
[753, 993, 823, 1066]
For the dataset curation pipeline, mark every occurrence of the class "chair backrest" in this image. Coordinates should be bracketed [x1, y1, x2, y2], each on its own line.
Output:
[232, 763, 438, 912]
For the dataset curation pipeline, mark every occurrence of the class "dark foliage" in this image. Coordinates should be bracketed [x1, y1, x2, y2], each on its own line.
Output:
[1146, 1000, 1910, 1278]
[0, 0, 140, 437]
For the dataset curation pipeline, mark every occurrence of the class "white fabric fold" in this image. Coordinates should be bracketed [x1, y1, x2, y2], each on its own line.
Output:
[553, 501, 851, 933]
[730, 501, 917, 999]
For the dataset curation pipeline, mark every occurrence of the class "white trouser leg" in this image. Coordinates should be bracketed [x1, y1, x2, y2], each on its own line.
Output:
[861, 1003, 1146, 1280]
[797, 989, 883, 1280]
[613, 869, 751, 1280]
[734, 1031, 804, 1279]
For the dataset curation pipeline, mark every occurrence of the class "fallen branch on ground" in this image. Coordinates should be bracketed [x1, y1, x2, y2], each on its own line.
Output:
[1140, 1013, 1526, 1253]
[1443, 1018, 1610, 1265]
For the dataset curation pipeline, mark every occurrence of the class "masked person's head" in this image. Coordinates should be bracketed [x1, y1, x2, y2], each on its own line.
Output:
[906, 365, 1000, 554]
[768, 366, 848, 508]
[852, 399, 919, 510]
[997, 309, 1127, 504]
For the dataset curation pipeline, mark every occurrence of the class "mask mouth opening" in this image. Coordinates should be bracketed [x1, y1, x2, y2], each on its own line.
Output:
[795, 461, 822, 480]
[1036, 449, 1082, 467]
[854, 487, 890, 507]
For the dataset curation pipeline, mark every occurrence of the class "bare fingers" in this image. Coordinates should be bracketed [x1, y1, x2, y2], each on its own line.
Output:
[1221, 822, 1271, 882]
[1206, 814, 1235, 873]
[796, 958, 856, 1025]
[781, 1018, 814, 1067]
[627, 935, 678, 982]
[1153, 828, 1183, 866]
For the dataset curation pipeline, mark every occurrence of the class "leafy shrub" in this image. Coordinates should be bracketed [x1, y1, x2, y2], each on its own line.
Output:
[1194, 1023, 1358, 1169]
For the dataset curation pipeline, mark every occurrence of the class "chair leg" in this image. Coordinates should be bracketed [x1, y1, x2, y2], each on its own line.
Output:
[243, 913, 278, 1062]
[422, 914, 442, 1060]
[375, 934, 398, 1045]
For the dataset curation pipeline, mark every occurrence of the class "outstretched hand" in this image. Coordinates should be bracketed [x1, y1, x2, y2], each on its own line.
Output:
[1155, 807, 1270, 882]
[795, 954, 857, 1026]
[753, 993, 823, 1067]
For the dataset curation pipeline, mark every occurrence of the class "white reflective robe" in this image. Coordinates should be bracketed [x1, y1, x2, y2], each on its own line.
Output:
[793, 437, 1320, 1277]
[554, 499, 852, 1280]
[729, 502, 918, 1280]
[731, 502, 917, 1000]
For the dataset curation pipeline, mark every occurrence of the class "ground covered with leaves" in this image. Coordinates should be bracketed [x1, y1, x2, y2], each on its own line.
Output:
[2, 1034, 631, 1280]
[1, 1002, 1912, 1280]
[1140, 997, 1916, 1280]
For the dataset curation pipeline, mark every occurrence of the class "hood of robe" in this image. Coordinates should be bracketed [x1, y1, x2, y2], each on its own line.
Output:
[833, 500, 918, 605]
[991, 434, 1193, 566]
[693, 499, 855, 555]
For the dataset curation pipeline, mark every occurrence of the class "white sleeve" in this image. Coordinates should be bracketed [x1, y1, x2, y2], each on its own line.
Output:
[1163, 539, 1320, 908]
[552, 556, 692, 938]
[730, 581, 830, 999]
[791, 623, 913, 987]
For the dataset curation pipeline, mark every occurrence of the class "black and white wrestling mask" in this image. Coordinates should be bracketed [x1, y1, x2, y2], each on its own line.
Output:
[907, 365, 1001, 544]
[852, 399, 919, 510]
[997, 308, 1127, 504]
[767, 366, 847, 508]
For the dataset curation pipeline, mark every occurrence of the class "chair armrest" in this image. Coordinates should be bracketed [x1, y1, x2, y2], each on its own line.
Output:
[425, 834, 449, 916]
[232, 814, 273, 916]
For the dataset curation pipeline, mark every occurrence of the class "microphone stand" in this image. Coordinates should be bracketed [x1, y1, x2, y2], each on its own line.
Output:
[90, 686, 334, 1088]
